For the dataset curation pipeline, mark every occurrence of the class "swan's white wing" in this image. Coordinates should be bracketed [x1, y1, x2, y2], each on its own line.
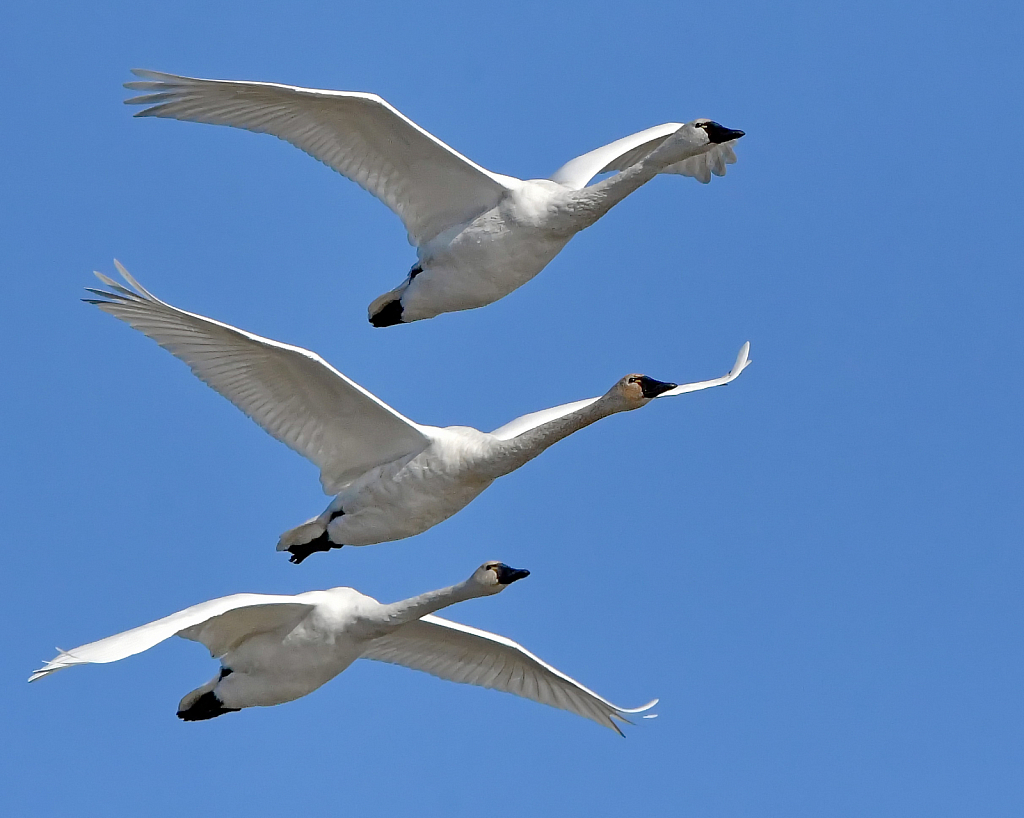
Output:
[29, 595, 312, 681]
[489, 343, 752, 441]
[657, 341, 751, 397]
[549, 122, 738, 188]
[124, 70, 510, 246]
[86, 263, 430, 494]
[360, 614, 657, 733]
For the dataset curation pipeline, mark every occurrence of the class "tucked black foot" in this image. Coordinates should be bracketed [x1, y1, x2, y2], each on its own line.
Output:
[369, 297, 405, 327]
[287, 530, 344, 564]
[177, 690, 240, 722]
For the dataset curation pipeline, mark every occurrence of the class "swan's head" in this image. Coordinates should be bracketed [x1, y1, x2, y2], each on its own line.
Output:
[691, 119, 746, 145]
[472, 561, 531, 594]
[610, 374, 679, 409]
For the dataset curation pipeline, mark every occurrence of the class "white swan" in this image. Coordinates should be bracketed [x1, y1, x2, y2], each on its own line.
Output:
[86, 263, 751, 563]
[30, 561, 657, 732]
[124, 70, 744, 325]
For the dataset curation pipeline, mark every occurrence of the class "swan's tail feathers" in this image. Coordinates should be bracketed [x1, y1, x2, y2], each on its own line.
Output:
[177, 678, 240, 721]
[277, 520, 343, 564]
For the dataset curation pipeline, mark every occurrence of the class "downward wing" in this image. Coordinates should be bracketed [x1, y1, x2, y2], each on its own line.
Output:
[86, 263, 431, 494]
[550, 122, 739, 188]
[360, 614, 657, 733]
[29, 594, 312, 681]
[124, 70, 510, 246]
[489, 342, 752, 441]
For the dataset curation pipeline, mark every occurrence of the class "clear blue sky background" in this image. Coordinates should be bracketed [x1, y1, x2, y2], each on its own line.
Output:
[3, 1, 1022, 815]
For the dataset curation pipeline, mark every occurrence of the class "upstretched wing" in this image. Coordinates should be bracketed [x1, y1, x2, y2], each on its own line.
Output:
[86, 262, 431, 494]
[360, 614, 657, 733]
[489, 342, 752, 441]
[658, 341, 751, 397]
[124, 70, 510, 245]
[549, 122, 739, 188]
[29, 594, 312, 681]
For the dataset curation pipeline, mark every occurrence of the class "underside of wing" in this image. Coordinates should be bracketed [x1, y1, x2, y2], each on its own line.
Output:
[549, 122, 738, 188]
[360, 615, 656, 733]
[488, 397, 600, 441]
[85, 263, 430, 494]
[178, 602, 314, 657]
[124, 70, 510, 245]
[29, 593, 307, 681]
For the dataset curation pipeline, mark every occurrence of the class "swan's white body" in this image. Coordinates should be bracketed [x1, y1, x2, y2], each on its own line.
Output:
[30, 563, 656, 732]
[87, 264, 751, 561]
[124, 71, 744, 324]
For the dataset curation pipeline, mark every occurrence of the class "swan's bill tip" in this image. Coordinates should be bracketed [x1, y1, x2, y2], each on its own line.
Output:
[494, 564, 530, 585]
[639, 377, 678, 399]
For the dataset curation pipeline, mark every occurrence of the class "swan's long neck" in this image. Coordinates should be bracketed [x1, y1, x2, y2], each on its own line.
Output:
[484, 394, 624, 478]
[375, 580, 482, 630]
[565, 139, 709, 228]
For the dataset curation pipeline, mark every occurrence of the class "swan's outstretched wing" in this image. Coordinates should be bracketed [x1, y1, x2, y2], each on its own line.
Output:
[124, 70, 510, 245]
[85, 262, 431, 494]
[657, 341, 751, 397]
[29, 595, 313, 681]
[360, 614, 657, 733]
[489, 342, 752, 441]
[549, 122, 739, 188]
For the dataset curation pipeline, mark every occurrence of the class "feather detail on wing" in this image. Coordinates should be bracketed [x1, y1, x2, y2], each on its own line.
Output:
[29, 595, 312, 681]
[124, 70, 510, 245]
[549, 122, 738, 188]
[85, 262, 431, 494]
[360, 614, 657, 733]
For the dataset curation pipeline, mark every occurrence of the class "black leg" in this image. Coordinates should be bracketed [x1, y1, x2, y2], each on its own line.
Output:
[287, 530, 344, 564]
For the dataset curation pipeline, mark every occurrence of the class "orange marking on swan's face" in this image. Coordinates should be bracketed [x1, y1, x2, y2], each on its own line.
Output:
[620, 374, 649, 404]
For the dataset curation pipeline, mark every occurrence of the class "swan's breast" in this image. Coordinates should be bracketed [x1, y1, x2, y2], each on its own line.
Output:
[328, 429, 498, 544]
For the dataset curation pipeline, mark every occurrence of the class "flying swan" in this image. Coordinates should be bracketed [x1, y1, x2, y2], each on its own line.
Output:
[124, 70, 744, 325]
[30, 561, 656, 732]
[86, 263, 752, 563]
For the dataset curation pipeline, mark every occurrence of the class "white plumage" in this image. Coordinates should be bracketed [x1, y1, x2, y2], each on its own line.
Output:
[124, 70, 744, 325]
[31, 562, 655, 733]
[87, 264, 751, 562]
[87, 263, 751, 561]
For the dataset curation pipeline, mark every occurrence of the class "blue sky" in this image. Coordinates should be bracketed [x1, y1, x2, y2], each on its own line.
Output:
[3, 1, 1023, 815]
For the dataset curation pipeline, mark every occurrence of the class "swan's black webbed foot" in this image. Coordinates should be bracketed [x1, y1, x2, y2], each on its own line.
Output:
[287, 531, 344, 564]
[369, 298, 405, 327]
[177, 690, 240, 721]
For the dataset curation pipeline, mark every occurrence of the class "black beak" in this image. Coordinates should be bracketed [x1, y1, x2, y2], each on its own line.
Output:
[639, 376, 678, 399]
[703, 121, 745, 144]
[494, 564, 531, 585]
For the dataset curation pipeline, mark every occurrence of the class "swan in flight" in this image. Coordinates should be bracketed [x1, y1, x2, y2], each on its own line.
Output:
[86, 263, 752, 563]
[124, 70, 745, 326]
[30, 561, 657, 732]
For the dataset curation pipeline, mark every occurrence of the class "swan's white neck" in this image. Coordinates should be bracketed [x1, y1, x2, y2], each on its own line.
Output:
[375, 579, 483, 629]
[564, 135, 711, 228]
[484, 392, 628, 478]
